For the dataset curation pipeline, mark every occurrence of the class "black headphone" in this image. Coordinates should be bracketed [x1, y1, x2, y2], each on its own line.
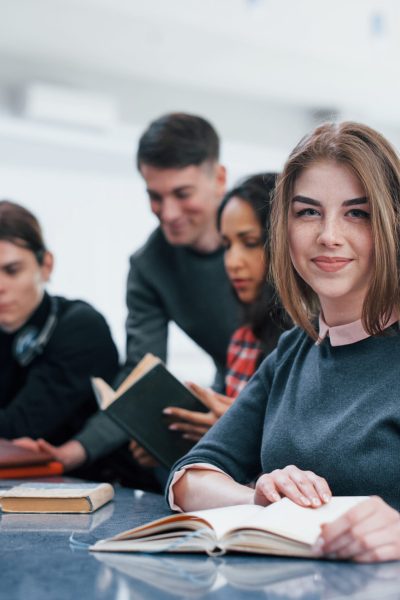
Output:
[12, 296, 59, 367]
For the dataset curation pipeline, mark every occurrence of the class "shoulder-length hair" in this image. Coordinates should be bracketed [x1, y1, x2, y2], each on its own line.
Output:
[270, 121, 400, 340]
[217, 173, 290, 355]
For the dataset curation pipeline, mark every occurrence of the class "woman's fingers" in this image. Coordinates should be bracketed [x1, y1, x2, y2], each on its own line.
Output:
[163, 406, 214, 426]
[278, 466, 330, 506]
[316, 497, 400, 561]
[169, 422, 210, 436]
[185, 382, 232, 415]
[181, 432, 204, 442]
[287, 467, 331, 506]
[254, 474, 281, 505]
[254, 466, 331, 508]
[131, 444, 158, 467]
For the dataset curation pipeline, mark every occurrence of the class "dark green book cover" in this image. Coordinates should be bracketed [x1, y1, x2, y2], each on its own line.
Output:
[105, 363, 208, 469]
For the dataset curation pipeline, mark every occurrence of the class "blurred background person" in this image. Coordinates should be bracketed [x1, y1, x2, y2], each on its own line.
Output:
[155, 173, 291, 447]
[0, 200, 119, 444]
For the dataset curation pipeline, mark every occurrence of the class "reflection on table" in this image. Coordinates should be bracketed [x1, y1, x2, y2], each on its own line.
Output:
[1, 482, 399, 600]
[93, 551, 400, 599]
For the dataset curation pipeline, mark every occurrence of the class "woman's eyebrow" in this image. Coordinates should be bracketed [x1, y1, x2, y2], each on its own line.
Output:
[292, 195, 368, 206]
[342, 197, 368, 206]
[292, 196, 321, 206]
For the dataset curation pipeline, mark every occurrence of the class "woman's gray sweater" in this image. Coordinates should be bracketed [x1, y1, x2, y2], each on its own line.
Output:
[168, 326, 400, 511]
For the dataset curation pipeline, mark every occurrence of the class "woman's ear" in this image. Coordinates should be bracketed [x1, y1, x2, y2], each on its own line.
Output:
[40, 251, 54, 282]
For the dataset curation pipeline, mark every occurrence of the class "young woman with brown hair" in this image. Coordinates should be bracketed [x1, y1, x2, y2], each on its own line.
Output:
[167, 122, 400, 563]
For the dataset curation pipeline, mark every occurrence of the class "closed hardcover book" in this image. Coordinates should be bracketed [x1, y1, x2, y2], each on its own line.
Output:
[0, 482, 114, 513]
[93, 354, 208, 469]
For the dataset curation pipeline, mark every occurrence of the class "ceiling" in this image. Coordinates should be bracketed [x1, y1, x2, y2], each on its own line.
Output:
[0, 0, 399, 147]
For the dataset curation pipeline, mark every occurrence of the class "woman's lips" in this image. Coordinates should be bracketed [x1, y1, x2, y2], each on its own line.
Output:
[231, 278, 251, 289]
[312, 257, 353, 272]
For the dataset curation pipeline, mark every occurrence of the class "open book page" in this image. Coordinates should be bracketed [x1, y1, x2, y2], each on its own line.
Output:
[114, 354, 162, 399]
[222, 497, 368, 547]
[92, 512, 220, 553]
[190, 504, 264, 539]
[91, 354, 162, 410]
[91, 378, 116, 410]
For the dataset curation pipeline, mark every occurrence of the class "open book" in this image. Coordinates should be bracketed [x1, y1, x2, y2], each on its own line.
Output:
[92, 354, 208, 469]
[90, 496, 367, 558]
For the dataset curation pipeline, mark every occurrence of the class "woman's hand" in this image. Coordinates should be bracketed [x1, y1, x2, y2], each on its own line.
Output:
[13, 437, 87, 471]
[313, 496, 400, 562]
[163, 382, 234, 442]
[129, 440, 159, 468]
[254, 465, 332, 507]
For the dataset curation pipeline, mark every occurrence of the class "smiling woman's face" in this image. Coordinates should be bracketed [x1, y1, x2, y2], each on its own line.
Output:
[288, 160, 373, 325]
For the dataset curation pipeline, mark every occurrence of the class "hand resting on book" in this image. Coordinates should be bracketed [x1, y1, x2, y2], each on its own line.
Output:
[13, 437, 87, 471]
[254, 465, 332, 508]
[173, 464, 400, 562]
[254, 467, 400, 561]
[163, 382, 235, 442]
[314, 496, 400, 562]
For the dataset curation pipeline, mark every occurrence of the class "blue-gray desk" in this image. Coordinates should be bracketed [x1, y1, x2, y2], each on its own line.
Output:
[1, 483, 400, 600]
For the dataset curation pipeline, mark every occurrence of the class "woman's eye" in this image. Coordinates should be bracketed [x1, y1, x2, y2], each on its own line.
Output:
[346, 209, 370, 219]
[295, 208, 320, 217]
[244, 239, 262, 248]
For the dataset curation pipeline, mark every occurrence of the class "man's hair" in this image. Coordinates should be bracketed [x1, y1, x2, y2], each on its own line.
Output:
[0, 200, 47, 264]
[270, 121, 400, 340]
[136, 112, 220, 170]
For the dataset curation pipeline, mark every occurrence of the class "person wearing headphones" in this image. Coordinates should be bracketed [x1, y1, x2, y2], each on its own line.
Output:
[0, 200, 119, 445]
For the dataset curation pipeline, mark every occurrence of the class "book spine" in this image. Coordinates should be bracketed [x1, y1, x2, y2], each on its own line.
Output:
[0, 462, 64, 479]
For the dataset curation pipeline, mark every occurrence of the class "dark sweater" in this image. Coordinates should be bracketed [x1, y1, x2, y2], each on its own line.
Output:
[0, 293, 119, 444]
[121, 227, 240, 384]
[76, 227, 240, 461]
[168, 326, 400, 511]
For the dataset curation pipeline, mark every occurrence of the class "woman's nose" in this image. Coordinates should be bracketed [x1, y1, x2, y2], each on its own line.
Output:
[317, 217, 343, 247]
[225, 245, 245, 270]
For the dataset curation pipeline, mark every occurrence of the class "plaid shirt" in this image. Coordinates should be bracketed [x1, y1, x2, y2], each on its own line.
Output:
[225, 326, 263, 399]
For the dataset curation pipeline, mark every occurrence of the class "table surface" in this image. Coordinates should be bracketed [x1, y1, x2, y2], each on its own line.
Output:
[1, 480, 400, 600]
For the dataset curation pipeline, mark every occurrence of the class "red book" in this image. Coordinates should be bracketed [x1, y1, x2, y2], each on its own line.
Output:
[0, 461, 64, 479]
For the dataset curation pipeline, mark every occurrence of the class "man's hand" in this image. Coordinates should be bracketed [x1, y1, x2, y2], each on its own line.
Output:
[13, 437, 87, 471]
[163, 381, 234, 442]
